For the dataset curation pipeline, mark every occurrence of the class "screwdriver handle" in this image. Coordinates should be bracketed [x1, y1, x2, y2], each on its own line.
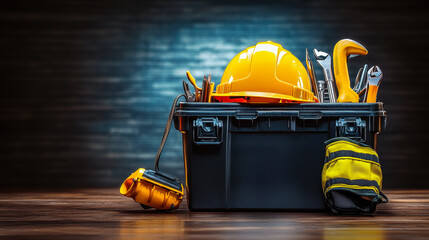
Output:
[366, 85, 379, 103]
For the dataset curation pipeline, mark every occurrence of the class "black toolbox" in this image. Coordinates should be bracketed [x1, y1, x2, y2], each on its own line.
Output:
[173, 102, 387, 211]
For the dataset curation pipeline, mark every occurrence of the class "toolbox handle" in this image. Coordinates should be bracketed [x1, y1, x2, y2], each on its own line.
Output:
[298, 111, 323, 120]
[235, 112, 258, 120]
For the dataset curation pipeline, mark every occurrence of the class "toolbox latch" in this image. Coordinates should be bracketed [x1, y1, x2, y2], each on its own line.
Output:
[336, 117, 366, 141]
[193, 117, 223, 145]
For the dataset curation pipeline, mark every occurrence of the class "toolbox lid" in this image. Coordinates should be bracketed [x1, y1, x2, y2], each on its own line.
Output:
[175, 102, 386, 119]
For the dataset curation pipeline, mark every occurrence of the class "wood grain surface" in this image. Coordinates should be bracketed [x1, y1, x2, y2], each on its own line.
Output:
[0, 0, 428, 188]
[1, 189, 428, 240]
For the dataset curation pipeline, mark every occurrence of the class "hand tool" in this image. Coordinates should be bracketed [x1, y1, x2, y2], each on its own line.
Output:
[186, 71, 202, 102]
[353, 64, 368, 94]
[358, 87, 366, 96]
[313, 49, 337, 103]
[306, 48, 319, 101]
[204, 75, 212, 102]
[182, 80, 194, 102]
[207, 82, 215, 103]
[201, 76, 207, 102]
[204, 74, 212, 102]
[359, 65, 369, 102]
[207, 75, 212, 102]
[365, 66, 383, 103]
[353, 67, 363, 92]
[333, 39, 368, 102]
[317, 81, 325, 103]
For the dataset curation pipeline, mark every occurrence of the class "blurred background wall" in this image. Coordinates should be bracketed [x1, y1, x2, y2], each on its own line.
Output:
[0, 0, 427, 189]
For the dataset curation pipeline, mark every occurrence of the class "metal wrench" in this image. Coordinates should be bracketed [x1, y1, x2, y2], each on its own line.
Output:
[313, 49, 337, 103]
[364, 66, 383, 103]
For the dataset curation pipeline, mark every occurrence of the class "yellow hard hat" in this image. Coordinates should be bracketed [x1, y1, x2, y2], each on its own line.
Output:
[213, 41, 317, 103]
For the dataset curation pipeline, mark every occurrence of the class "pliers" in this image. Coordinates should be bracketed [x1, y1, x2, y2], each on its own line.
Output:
[182, 80, 195, 102]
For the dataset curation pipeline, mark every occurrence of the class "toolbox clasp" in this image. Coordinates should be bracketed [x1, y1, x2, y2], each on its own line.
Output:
[336, 117, 366, 141]
[193, 117, 223, 145]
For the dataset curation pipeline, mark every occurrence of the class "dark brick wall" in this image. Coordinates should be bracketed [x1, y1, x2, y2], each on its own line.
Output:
[0, 0, 427, 188]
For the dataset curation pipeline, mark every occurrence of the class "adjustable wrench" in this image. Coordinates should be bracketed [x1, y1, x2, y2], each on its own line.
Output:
[313, 49, 337, 103]
[365, 66, 383, 103]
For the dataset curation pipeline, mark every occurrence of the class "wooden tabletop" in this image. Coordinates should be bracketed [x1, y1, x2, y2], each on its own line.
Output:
[1, 189, 428, 239]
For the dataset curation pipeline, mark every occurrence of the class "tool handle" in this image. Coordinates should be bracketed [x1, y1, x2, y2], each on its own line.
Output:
[366, 85, 379, 103]
[333, 39, 368, 103]
[306, 49, 319, 97]
[208, 82, 215, 103]
[186, 71, 202, 91]
[356, 64, 368, 93]
[186, 71, 202, 101]
[323, 68, 334, 82]
[182, 81, 192, 102]
[326, 81, 337, 103]
[317, 81, 325, 103]
[353, 68, 363, 92]
[322, 68, 336, 103]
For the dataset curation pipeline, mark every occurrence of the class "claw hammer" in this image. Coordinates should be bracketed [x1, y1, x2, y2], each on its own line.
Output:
[333, 39, 368, 102]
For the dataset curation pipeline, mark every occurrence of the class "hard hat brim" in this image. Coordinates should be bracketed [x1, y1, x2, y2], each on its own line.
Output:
[212, 91, 317, 103]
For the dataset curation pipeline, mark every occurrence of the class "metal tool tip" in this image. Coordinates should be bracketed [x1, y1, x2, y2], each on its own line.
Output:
[313, 49, 328, 59]
[313, 49, 319, 55]
[348, 54, 360, 59]
[369, 65, 382, 77]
